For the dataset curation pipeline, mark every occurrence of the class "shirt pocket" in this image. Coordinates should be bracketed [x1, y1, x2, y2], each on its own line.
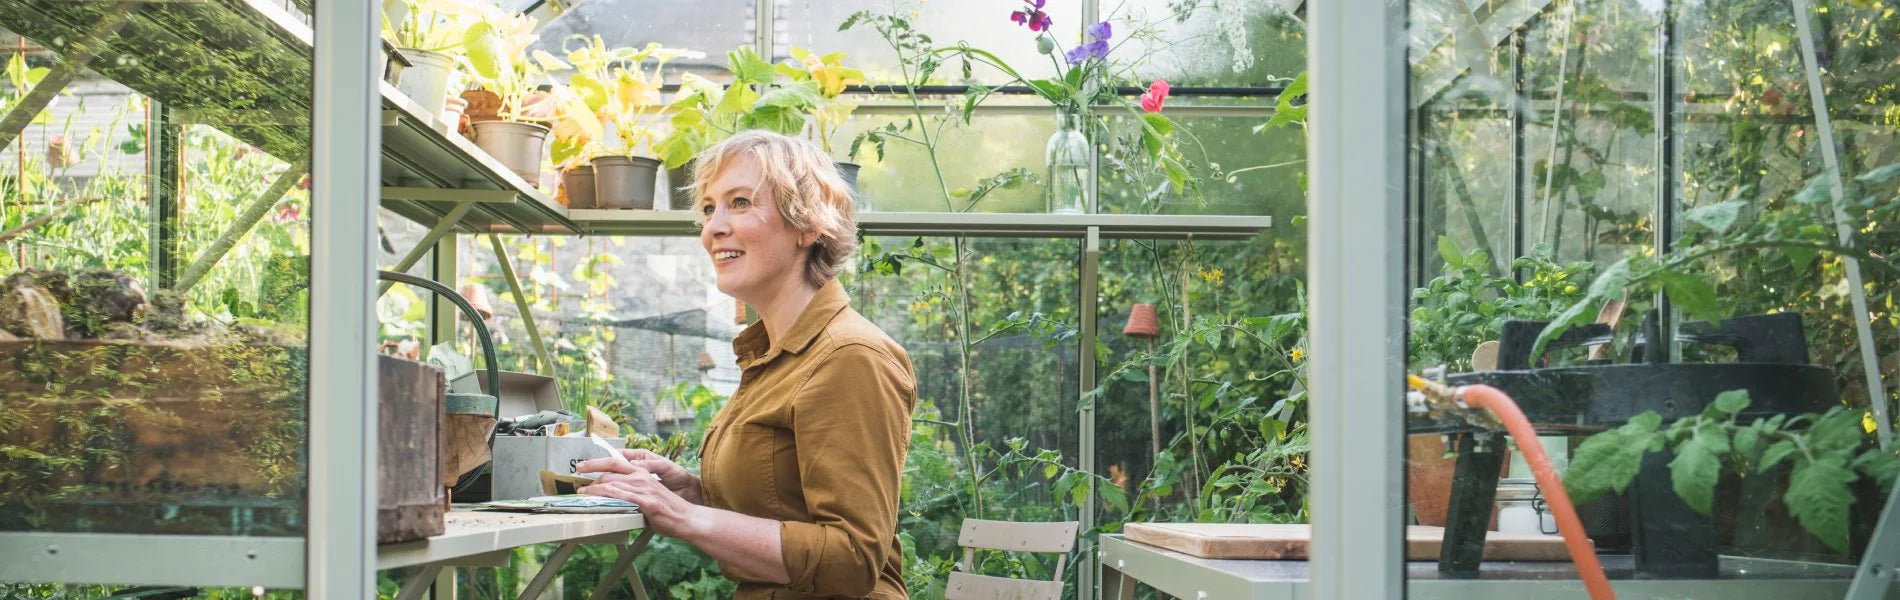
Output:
[724, 422, 783, 513]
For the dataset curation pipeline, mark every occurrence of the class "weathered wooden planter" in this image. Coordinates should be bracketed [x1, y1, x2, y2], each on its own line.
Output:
[0, 341, 450, 543]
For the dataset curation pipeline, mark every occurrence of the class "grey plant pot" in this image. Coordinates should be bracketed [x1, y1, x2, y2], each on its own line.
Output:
[666, 159, 697, 211]
[594, 156, 662, 210]
[393, 47, 454, 117]
[561, 165, 596, 210]
[470, 120, 550, 184]
[837, 161, 870, 212]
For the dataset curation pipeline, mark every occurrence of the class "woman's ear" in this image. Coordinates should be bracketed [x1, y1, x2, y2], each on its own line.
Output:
[800, 230, 821, 248]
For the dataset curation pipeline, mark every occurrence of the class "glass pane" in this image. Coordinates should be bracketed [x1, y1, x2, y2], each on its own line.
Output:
[1099, 113, 1298, 216]
[778, 0, 1084, 85]
[1093, 234, 1306, 529]
[1104, 0, 1304, 88]
[837, 112, 1056, 213]
[842, 235, 1085, 596]
[1404, 0, 1894, 593]
[529, 0, 751, 75]
[0, 0, 311, 538]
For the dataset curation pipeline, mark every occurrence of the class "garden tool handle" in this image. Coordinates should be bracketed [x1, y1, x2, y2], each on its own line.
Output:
[375, 270, 501, 419]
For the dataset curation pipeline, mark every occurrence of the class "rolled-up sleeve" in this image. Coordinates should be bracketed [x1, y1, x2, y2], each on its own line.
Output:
[779, 342, 914, 598]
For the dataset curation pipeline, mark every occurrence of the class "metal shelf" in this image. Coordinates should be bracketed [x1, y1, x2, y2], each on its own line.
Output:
[0, 0, 576, 236]
[378, 86, 576, 235]
[572, 210, 1272, 240]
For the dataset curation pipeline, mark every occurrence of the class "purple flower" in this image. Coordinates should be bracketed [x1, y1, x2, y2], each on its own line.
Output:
[1086, 21, 1112, 43]
[1011, 0, 1053, 32]
[1066, 40, 1109, 63]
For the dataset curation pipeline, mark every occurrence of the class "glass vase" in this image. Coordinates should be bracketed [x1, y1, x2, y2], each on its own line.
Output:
[1045, 111, 1093, 214]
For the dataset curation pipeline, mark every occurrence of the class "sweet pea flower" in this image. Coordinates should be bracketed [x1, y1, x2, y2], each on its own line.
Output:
[1140, 79, 1170, 112]
[1011, 0, 1053, 32]
[1066, 21, 1113, 63]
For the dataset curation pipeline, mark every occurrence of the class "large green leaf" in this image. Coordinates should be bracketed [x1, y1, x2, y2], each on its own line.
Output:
[1759, 439, 1798, 473]
[714, 84, 760, 117]
[1793, 175, 1833, 205]
[1853, 449, 1900, 492]
[1809, 408, 1866, 454]
[1709, 389, 1751, 417]
[727, 46, 775, 85]
[1565, 411, 1661, 504]
[1786, 456, 1857, 554]
[1669, 431, 1723, 515]
[1684, 200, 1745, 234]
[755, 81, 822, 109]
[461, 22, 509, 82]
[1733, 425, 1762, 464]
[1099, 480, 1130, 513]
[741, 105, 806, 135]
[1532, 258, 1627, 360]
[1853, 163, 1900, 184]
[1437, 236, 1463, 268]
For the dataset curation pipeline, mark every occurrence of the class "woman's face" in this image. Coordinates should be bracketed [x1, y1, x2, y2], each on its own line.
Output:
[698, 154, 814, 302]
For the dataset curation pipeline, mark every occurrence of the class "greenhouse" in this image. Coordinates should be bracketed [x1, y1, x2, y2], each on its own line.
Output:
[0, 0, 1894, 597]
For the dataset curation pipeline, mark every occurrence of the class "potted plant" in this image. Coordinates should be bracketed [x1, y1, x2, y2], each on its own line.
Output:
[778, 47, 866, 192]
[551, 38, 701, 210]
[381, 0, 478, 118]
[653, 45, 812, 209]
[461, 9, 558, 185]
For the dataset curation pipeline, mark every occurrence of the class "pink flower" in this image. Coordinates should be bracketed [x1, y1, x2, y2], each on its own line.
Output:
[1139, 79, 1170, 112]
[1011, 0, 1053, 32]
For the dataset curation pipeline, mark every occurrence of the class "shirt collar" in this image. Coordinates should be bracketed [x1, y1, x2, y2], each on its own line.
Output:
[732, 279, 851, 368]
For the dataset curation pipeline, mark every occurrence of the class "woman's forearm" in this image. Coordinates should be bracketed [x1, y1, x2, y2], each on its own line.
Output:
[681, 505, 790, 585]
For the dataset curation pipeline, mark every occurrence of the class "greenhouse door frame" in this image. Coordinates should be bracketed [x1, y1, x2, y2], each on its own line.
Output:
[1307, 0, 1408, 597]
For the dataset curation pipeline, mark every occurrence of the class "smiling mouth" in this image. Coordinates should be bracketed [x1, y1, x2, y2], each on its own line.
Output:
[713, 250, 744, 263]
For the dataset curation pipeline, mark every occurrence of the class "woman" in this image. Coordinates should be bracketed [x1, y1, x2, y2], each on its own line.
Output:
[578, 130, 916, 600]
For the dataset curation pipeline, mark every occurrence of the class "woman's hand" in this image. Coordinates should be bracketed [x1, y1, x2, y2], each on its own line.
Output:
[577, 449, 703, 504]
[578, 463, 707, 540]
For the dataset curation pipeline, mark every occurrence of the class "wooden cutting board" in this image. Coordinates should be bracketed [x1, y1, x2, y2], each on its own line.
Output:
[1123, 523, 1575, 561]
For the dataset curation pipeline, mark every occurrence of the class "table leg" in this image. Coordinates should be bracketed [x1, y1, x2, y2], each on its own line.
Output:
[1099, 561, 1134, 600]
[518, 542, 580, 600]
[433, 566, 457, 600]
[394, 564, 444, 600]
[1439, 431, 1504, 578]
[589, 530, 656, 600]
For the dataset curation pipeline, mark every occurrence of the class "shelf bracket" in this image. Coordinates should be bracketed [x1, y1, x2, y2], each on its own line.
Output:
[175, 162, 307, 291]
[377, 201, 474, 296]
[0, 2, 136, 155]
[589, 530, 656, 600]
[516, 542, 579, 600]
[488, 233, 560, 390]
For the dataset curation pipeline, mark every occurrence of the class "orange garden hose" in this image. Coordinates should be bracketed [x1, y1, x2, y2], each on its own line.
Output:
[1409, 376, 1616, 600]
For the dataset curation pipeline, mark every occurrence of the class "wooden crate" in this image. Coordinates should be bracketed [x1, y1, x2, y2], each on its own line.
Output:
[0, 341, 445, 542]
[378, 355, 445, 543]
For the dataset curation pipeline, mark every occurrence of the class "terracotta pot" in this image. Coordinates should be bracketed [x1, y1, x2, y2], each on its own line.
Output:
[460, 89, 503, 123]
[1123, 303, 1160, 338]
[1407, 433, 1504, 529]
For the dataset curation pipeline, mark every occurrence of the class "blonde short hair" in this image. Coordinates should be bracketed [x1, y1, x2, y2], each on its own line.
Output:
[690, 130, 858, 289]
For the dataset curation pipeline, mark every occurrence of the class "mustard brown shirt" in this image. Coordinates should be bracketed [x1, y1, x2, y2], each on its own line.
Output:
[700, 279, 916, 599]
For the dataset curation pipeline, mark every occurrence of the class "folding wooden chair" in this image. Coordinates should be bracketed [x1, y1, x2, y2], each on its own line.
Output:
[944, 519, 1081, 600]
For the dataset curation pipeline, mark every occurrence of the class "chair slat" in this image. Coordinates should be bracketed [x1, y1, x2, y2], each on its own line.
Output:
[944, 572, 1063, 600]
[957, 519, 1079, 553]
